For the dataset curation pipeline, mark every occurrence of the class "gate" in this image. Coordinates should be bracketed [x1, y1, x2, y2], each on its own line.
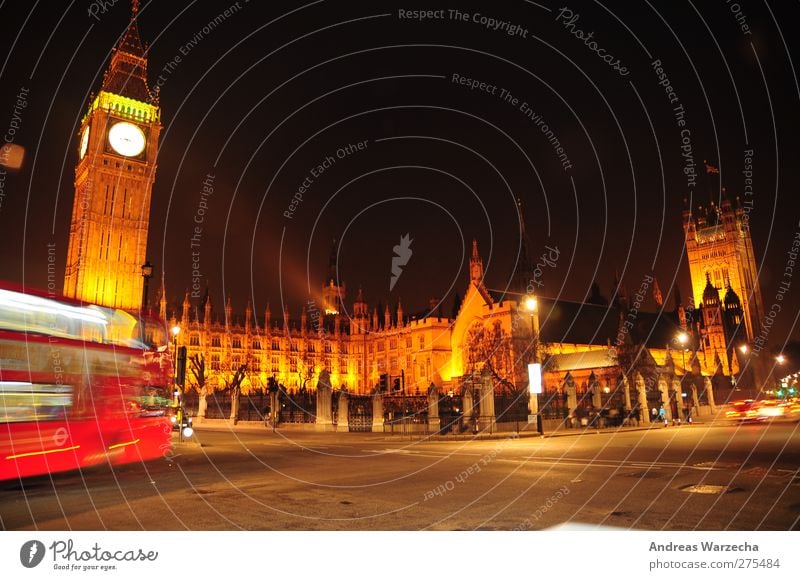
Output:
[348, 395, 372, 432]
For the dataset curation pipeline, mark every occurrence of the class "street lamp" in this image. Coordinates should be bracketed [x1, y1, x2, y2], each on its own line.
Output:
[171, 325, 181, 391]
[524, 295, 543, 435]
[674, 331, 690, 422]
[675, 332, 689, 374]
[140, 260, 153, 309]
[733, 343, 750, 389]
[139, 261, 153, 346]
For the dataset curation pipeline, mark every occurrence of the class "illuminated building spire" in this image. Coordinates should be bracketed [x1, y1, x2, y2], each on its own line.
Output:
[101, 0, 152, 102]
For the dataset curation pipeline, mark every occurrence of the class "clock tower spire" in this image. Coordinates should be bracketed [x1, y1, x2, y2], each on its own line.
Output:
[63, 0, 162, 311]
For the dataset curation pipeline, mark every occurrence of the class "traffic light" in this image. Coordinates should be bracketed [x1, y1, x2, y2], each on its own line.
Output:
[379, 373, 389, 392]
[393, 377, 401, 391]
[176, 346, 187, 386]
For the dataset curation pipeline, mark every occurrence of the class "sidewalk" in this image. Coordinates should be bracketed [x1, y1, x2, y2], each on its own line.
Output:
[190, 416, 728, 443]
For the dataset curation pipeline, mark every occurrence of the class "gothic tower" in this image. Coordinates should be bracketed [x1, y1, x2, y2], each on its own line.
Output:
[63, 0, 161, 311]
[683, 197, 764, 342]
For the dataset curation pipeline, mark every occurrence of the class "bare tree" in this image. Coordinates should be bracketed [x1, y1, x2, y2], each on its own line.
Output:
[465, 320, 519, 396]
[298, 356, 316, 391]
[189, 353, 208, 419]
[221, 362, 248, 423]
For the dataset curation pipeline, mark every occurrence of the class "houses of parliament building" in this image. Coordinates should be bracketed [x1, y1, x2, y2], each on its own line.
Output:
[64, 2, 766, 399]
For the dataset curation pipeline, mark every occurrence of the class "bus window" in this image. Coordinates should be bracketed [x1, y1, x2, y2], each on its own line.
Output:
[0, 382, 73, 423]
[0, 288, 107, 342]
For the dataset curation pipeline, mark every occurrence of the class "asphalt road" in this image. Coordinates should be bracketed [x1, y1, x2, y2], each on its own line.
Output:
[2, 421, 799, 531]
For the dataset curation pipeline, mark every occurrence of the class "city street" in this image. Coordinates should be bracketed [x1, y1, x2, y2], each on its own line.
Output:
[2, 421, 798, 531]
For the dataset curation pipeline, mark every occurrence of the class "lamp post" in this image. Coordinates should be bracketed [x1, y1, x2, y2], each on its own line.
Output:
[140, 260, 153, 310]
[139, 261, 153, 345]
[737, 344, 749, 389]
[675, 331, 689, 422]
[676, 331, 688, 373]
[171, 325, 181, 398]
[775, 354, 786, 396]
[524, 295, 543, 435]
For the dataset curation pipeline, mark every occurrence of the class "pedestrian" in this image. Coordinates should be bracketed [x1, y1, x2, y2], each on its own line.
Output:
[658, 406, 667, 426]
[651, 407, 657, 422]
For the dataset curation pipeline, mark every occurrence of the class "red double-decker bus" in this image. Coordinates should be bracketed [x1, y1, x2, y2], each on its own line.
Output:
[0, 283, 173, 481]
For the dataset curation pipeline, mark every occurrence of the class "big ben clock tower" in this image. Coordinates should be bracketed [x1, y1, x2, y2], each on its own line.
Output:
[64, 0, 161, 311]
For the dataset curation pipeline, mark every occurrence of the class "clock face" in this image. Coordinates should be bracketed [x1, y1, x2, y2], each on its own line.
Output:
[108, 121, 146, 157]
[79, 125, 90, 159]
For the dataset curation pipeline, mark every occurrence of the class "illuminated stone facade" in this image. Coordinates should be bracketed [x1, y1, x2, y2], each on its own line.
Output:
[169, 213, 764, 397]
[683, 198, 764, 343]
[64, 3, 161, 310]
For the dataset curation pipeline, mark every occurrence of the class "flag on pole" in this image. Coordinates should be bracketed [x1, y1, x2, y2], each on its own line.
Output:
[704, 161, 719, 174]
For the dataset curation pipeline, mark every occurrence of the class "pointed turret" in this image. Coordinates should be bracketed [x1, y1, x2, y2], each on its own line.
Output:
[664, 347, 675, 374]
[245, 300, 253, 334]
[264, 303, 272, 334]
[470, 239, 484, 285]
[101, 0, 152, 102]
[702, 272, 720, 307]
[224, 295, 233, 327]
[352, 287, 368, 334]
[384, 303, 391, 329]
[353, 286, 368, 317]
[181, 291, 190, 327]
[203, 290, 212, 328]
[396, 299, 404, 327]
[156, 283, 166, 321]
[652, 276, 663, 307]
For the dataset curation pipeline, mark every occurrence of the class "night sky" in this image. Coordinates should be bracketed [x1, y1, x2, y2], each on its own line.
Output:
[0, 0, 798, 347]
